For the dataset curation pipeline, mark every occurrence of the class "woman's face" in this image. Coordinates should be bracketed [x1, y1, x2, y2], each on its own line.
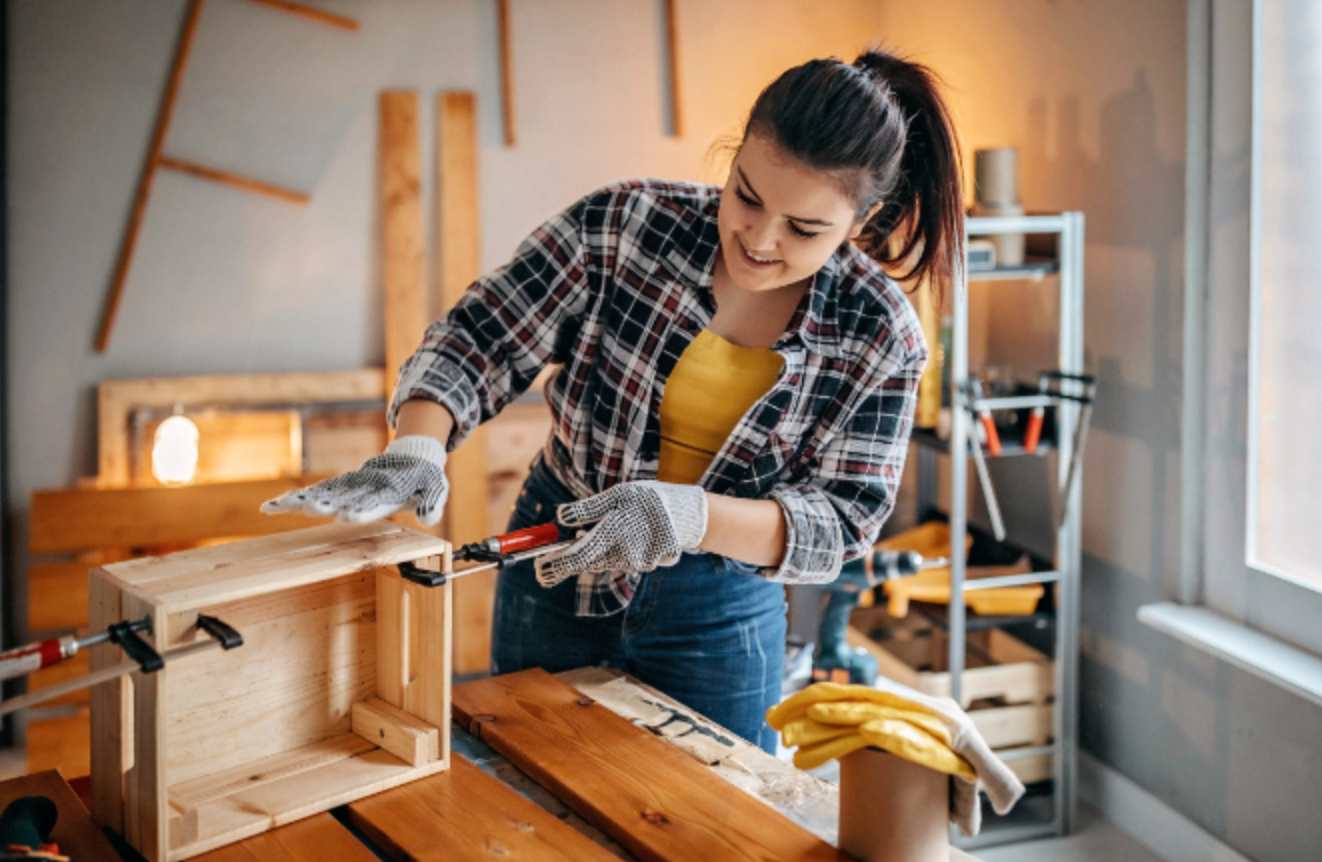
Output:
[717, 133, 866, 294]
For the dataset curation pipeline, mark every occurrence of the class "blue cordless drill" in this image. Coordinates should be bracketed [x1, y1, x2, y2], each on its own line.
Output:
[811, 548, 940, 686]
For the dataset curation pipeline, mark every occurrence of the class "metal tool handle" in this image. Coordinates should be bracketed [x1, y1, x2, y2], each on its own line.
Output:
[969, 418, 1007, 541]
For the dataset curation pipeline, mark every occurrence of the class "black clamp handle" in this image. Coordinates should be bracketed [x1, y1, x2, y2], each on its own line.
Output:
[109, 617, 163, 674]
[398, 560, 447, 588]
[456, 547, 520, 569]
[197, 615, 243, 650]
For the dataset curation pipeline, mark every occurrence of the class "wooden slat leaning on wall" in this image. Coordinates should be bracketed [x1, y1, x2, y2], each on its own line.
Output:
[98, 369, 385, 487]
[380, 90, 427, 400]
[437, 91, 493, 676]
[31, 477, 332, 555]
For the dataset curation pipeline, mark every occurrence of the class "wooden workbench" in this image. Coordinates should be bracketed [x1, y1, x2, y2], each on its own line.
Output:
[15, 669, 981, 861]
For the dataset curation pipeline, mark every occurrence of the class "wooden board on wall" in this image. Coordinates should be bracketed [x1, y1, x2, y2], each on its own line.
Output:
[380, 90, 426, 398]
[31, 477, 331, 555]
[99, 370, 384, 487]
[437, 91, 492, 676]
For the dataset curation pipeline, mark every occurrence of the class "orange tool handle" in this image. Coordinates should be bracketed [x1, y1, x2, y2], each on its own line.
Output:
[979, 413, 1002, 456]
[494, 522, 562, 554]
[1023, 408, 1044, 454]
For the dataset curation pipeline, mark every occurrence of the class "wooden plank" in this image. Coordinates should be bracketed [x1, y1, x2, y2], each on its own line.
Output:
[381, 91, 426, 400]
[351, 697, 439, 766]
[157, 156, 309, 205]
[437, 91, 493, 676]
[164, 582, 376, 785]
[90, 574, 128, 833]
[126, 595, 169, 862]
[169, 734, 376, 813]
[169, 748, 448, 860]
[103, 522, 401, 587]
[0, 770, 126, 862]
[304, 409, 387, 476]
[119, 528, 449, 614]
[29, 561, 91, 632]
[376, 567, 406, 707]
[451, 669, 846, 862]
[98, 370, 384, 487]
[189, 813, 377, 862]
[496, 0, 515, 145]
[31, 477, 333, 555]
[346, 754, 620, 862]
[96, 0, 203, 353]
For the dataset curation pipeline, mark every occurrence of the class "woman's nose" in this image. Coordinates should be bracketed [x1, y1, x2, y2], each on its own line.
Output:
[742, 215, 778, 252]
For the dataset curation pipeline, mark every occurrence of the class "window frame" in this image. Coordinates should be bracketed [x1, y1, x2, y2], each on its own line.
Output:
[1183, 0, 1322, 657]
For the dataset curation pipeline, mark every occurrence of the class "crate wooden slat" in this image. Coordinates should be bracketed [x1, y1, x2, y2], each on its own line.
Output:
[91, 522, 454, 862]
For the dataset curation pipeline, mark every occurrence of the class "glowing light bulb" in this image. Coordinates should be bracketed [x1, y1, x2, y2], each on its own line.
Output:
[152, 415, 200, 485]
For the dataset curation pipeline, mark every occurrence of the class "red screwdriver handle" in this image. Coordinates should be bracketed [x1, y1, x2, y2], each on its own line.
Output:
[1023, 408, 1044, 454]
[495, 522, 562, 554]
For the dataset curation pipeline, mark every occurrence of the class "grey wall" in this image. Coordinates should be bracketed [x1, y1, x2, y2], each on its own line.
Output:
[874, 2, 1321, 860]
[5, 0, 880, 625]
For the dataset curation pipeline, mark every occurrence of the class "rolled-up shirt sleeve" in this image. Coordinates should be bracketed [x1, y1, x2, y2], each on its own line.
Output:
[388, 198, 592, 449]
[761, 342, 926, 584]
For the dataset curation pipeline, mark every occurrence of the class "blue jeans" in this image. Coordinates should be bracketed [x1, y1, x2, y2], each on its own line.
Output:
[491, 461, 787, 752]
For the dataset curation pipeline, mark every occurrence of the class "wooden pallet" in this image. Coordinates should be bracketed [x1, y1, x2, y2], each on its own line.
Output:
[451, 668, 849, 862]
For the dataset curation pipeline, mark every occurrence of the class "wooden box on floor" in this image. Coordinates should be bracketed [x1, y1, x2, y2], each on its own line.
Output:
[88, 522, 454, 862]
[848, 613, 1055, 785]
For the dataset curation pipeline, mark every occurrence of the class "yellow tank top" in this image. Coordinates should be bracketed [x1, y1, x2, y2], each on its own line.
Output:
[657, 329, 785, 484]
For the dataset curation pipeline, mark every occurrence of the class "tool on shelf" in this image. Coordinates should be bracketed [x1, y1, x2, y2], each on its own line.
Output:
[398, 522, 574, 587]
[967, 378, 1002, 456]
[1023, 374, 1049, 454]
[0, 615, 243, 718]
[1048, 372, 1098, 528]
[812, 548, 948, 686]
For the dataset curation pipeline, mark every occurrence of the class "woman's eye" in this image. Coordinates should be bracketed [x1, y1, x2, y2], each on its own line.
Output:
[789, 223, 822, 239]
[736, 188, 759, 208]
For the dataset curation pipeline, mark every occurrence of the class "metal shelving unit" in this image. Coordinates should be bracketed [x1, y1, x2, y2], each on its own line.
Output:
[914, 212, 1085, 849]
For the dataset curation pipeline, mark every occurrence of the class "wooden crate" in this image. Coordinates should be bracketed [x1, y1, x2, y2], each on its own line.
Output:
[847, 617, 1055, 785]
[89, 521, 454, 862]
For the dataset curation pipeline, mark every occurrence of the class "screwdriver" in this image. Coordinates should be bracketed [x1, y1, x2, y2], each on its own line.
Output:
[0, 617, 151, 684]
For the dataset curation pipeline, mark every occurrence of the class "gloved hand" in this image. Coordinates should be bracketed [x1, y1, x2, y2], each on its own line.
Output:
[533, 481, 708, 587]
[261, 435, 449, 526]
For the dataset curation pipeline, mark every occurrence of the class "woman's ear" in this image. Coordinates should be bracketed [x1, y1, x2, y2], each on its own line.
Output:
[849, 202, 884, 240]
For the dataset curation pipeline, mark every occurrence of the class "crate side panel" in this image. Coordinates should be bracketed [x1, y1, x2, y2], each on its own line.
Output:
[164, 579, 377, 785]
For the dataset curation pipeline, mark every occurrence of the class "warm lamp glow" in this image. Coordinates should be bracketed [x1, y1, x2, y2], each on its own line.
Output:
[152, 415, 200, 485]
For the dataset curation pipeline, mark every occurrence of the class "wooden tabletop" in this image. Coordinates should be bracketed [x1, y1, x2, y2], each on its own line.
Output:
[17, 670, 983, 862]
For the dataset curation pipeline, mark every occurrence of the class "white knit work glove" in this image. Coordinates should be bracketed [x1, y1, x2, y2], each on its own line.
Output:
[260, 435, 449, 526]
[533, 481, 708, 588]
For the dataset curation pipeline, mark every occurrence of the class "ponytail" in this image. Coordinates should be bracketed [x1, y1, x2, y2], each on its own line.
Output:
[744, 49, 964, 304]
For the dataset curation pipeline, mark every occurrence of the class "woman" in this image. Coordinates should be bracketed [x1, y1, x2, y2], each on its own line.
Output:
[265, 49, 962, 753]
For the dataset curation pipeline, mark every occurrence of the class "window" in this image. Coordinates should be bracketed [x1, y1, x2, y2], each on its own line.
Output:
[1180, 0, 1322, 661]
[1246, 0, 1322, 593]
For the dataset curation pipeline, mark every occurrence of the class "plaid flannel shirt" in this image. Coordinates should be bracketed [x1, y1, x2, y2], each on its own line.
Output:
[390, 180, 927, 616]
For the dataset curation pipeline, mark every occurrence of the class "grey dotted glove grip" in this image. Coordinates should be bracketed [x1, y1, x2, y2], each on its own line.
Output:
[261, 435, 449, 526]
[534, 481, 708, 588]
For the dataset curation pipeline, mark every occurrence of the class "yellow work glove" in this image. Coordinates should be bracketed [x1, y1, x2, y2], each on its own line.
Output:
[805, 700, 954, 747]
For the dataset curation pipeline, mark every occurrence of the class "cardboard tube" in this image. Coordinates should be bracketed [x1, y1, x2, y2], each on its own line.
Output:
[974, 147, 1019, 206]
[838, 747, 949, 862]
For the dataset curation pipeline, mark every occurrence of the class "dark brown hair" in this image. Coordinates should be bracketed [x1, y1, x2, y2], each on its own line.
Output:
[744, 49, 963, 303]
